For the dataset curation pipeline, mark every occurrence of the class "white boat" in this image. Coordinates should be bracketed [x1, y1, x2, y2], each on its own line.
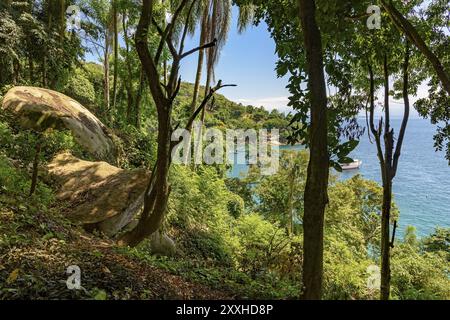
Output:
[340, 159, 362, 170]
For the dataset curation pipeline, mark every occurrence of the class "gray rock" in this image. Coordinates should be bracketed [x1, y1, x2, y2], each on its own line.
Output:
[149, 230, 176, 257]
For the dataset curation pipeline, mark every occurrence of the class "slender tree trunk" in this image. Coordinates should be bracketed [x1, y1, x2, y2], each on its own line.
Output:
[119, 113, 172, 247]
[122, 12, 135, 125]
[287, 165, 296, 235]
[42, 58, 47, 87]
[112, 0, 119, 113]
[380, 54, 394, 300]
[104, 31, 111, 118]
[191, 2, 209, 116]
[28, 56, 34, 83]
[29, 138, 42, 196]
[119, 0, 170, 247]
[134, 68, 145, 128]
[120, 0, 223, 247]
[298, 0, 329, 300]
[202, 0, 216, 123]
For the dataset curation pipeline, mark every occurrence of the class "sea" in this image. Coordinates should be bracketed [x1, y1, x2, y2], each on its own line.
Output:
[229, 118, 450, 238]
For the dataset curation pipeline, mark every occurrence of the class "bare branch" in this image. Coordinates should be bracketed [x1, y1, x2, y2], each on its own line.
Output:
[181, 38, 218, 60]
[152, 18, 178, 59]
[155, 23, 171, 64]
[185, 81, 237, 131]
[392, 42, 410, 178]
[390, 220, 398, 248]
[368, 63, 386, 169]
[178, 0, 198, 56]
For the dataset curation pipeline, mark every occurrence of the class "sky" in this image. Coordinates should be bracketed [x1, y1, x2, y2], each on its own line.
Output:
[178, 6, 292, 113]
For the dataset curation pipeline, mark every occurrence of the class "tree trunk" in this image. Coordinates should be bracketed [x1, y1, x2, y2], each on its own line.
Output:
[119, 0, 171, 247]
[298, 0, 329, 300]
[119, 111, 172, 247]
[29, 139, 42, 196]
[380, 54, 394, 300]
[191, 3, 209, 116]
[134, 68, 145, 128]
[380, 178, 392, 300]
[122, 11, 135, 125]
[112, 0, 119, 113]
[287, 165, 296, 236]
[202, 0, 216, 123]
[104, 31, 111, 119]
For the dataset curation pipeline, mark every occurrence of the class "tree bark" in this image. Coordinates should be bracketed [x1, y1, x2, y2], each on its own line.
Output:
[298, 0, 329, 300]
[202, 0, 216, 123]
[119, 0, 225, 247]
[119, 0, 170, 247]
[122, 11, 135, 125]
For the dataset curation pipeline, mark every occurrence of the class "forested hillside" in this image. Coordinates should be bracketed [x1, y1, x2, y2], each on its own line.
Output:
[0, 0, 449, 301]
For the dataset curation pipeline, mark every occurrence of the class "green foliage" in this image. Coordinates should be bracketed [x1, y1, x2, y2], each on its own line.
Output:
[63, 68, 96, 106]
[391, 237, 450, 300]
[251, 150, 308, 228]
[0, 112, 85, 165]
[115, 125, 157, 169]
[168, 165, 241, 266]
[422, 227, 450, 261]
[0, 155, 53, 206]
[235, 213, 300, 279]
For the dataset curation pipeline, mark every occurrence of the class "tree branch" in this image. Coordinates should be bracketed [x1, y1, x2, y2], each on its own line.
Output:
[152, 18, 178, 59]
[390, 220, 397, 248]
[392, 42, 410, 178]
[178, 0, 198, 56]
[181, 38, 218, 60]
[368, 63, 386, 169]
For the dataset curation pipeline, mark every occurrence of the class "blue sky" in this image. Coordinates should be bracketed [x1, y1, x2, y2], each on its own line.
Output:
[179, 6, 292, 113]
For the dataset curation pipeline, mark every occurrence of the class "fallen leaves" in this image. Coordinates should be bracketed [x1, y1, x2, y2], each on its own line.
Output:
[6, 268, 20, 284]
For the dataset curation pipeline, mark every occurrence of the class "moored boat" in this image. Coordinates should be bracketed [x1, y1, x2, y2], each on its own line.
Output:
[341, 159, 362, 170]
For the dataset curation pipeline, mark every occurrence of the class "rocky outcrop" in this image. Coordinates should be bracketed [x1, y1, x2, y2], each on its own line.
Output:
[47, 152, 149, 236]
[2, 86, 116, 163]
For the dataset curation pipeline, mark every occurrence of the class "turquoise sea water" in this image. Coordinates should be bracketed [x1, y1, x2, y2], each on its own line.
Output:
[229, 118, 450, 237]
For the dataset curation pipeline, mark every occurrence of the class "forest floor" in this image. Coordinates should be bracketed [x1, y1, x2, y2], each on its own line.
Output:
[0, 155, 235, 300]
[0, 204, 234, 300]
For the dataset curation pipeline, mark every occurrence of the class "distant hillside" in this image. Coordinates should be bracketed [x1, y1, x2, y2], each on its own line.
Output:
[176, 82, 292, 141]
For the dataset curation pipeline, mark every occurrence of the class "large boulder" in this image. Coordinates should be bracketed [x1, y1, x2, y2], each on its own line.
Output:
[47, 152, 149, 236]
[2, 86, 116, 163]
